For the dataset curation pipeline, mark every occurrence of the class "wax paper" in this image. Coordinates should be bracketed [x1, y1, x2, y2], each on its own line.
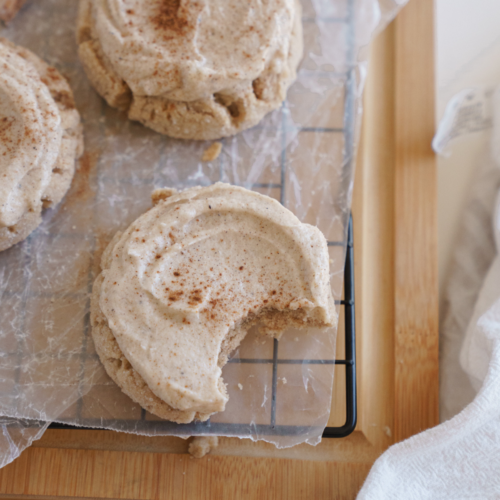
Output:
[0, 0, 407, 467]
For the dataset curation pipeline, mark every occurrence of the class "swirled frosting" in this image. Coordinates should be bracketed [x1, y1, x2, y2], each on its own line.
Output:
[0, 40, 62, 228]
[98, 183, 335, 414]
[91, 0, 296, 100]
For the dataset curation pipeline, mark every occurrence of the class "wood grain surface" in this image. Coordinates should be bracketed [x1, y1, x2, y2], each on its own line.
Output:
[394, 0, 439, 442]
[0, 1, 438, 498]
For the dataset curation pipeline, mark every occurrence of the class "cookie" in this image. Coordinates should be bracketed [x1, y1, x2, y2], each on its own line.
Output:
[77, 0, 303, 140]
[0, 38, 83, 251]
[90, 183, 336, 422]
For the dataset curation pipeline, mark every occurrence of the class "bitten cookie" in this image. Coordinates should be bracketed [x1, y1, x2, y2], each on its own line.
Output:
[90, 183, 336, 423]
[0, 38, 83, 251]
[77, 0, 303, 140]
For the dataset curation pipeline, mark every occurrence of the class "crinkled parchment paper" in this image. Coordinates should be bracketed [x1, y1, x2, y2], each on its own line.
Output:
[0, 0, 406, 467]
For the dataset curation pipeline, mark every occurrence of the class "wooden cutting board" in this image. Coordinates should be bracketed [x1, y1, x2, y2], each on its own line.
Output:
[0, 0, 438, 498]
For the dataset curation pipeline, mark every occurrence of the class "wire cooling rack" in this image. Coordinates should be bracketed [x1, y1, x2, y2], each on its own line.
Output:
[47, 0, 359, 439]
[0, 0, 358, 440]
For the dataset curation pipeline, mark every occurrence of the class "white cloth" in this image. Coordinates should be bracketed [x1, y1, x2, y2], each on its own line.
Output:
[439, 150, 499, 421]
[357, 91, 500, 499]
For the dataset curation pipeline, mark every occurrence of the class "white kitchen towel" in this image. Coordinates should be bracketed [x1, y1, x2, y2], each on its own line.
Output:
[357, 91, 500, 499]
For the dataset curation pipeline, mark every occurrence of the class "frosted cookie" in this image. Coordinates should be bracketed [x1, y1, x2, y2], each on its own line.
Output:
[0, 38, 83, 251]
[77, 0, 303, 140]
[90, 183, 336, 423]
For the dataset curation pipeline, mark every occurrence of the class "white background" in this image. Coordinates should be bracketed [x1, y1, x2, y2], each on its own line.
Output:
[436, 0, 500, 305]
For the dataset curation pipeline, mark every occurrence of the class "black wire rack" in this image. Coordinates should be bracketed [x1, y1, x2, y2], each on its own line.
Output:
[46, 0, 359, 439]
[0, 0, 352, 442]
[323, 214, 356, 438]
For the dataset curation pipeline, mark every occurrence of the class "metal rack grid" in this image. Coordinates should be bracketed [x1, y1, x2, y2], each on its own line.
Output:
[46, 0, 359, 439]
[0, 0, 358, 441]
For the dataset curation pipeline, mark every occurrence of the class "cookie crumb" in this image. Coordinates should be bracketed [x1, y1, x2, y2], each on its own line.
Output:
[238, 383, 243, 390]
[151, 187, 177, 205]
[202, 142, 222, 162]
[188, 436, 218, 458]
[0, 0, 25, 24]
[282, 377, 287, 384]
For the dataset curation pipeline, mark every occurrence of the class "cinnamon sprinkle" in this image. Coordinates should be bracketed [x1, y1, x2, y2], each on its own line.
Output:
[151, 0, 188, 32]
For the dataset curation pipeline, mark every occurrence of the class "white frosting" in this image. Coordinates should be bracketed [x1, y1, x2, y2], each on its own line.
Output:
[92, 0, 296, 100]
[0, 41, 62, 228]
[99, 184, 335, 414]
